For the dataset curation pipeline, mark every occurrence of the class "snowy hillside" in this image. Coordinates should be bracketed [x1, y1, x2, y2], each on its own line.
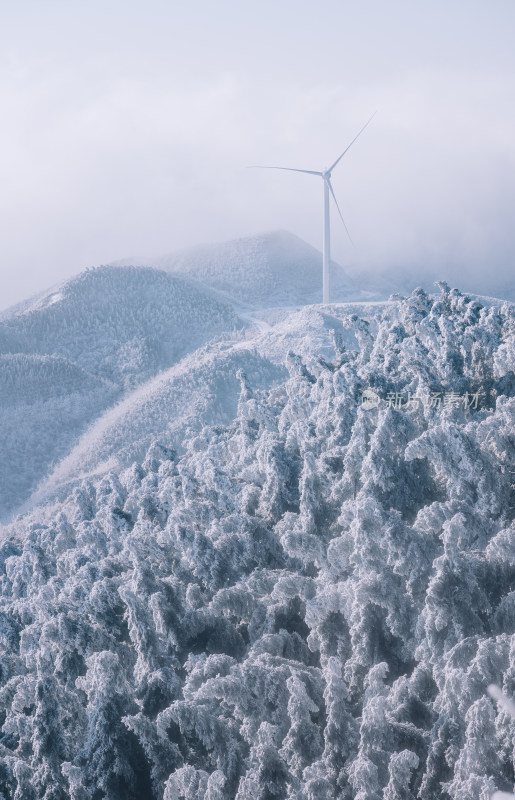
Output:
[27, 304, 368, 509]
[0, 266, 244, 386]
[0, 354, 118, 520]
[0, 233, 379, 523]
[118, 230, 369, 307]
[0, 285, 514, 799]
[27, 303, 385, 512]
[0, 266, 244, 520]
[29, 347, 288, 509]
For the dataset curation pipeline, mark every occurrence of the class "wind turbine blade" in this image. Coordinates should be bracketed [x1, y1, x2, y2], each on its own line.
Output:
[327, 178, 353, 245]
[248, 166, 323, 176]
[328, 111, 377, 173]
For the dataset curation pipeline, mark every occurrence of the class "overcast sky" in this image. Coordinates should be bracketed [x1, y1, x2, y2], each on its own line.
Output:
[1, 0, 514, 309]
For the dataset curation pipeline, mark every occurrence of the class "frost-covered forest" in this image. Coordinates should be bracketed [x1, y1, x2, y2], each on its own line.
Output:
[1, 283, 514, 799]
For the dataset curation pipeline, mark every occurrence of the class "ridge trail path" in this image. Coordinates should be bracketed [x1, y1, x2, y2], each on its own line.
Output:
[236, 308, 273, 333]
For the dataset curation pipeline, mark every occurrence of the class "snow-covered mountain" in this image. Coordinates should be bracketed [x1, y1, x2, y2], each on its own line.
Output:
[1, 231, 514, 799]
[0, 265, 244, 386]
[0, 230, 380, 522]
[0, 265, 244, 519]
[1, 233, 511, 526]
[116, 230, 369, 307]
[26, 305, 368, 510]
[0, 284, 514, 800]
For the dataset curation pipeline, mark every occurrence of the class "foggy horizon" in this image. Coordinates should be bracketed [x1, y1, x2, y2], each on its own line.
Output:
[1, 0, 514, 310]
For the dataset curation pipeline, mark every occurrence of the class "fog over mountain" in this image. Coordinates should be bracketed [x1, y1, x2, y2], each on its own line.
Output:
[2, 2, 515, 313]
[135, 231, 363, 306]
[115, 229, 515, 306]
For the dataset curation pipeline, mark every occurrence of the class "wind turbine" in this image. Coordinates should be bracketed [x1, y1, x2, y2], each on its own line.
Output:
[249, 113, 376, 303]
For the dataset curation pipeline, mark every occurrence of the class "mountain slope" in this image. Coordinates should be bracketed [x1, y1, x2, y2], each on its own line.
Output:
[0, 265, 245, 520]
[0, 265, 244, 387]
[0, 354, 118, 518]
[28, 347, 287, 509]
[26, 304, 366, 511]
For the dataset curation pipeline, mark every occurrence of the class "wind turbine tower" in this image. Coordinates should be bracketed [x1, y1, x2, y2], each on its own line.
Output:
[250, 113, 375, 303]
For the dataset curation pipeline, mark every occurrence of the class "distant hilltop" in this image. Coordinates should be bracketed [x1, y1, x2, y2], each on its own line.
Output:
[113, 230, 370, 307]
